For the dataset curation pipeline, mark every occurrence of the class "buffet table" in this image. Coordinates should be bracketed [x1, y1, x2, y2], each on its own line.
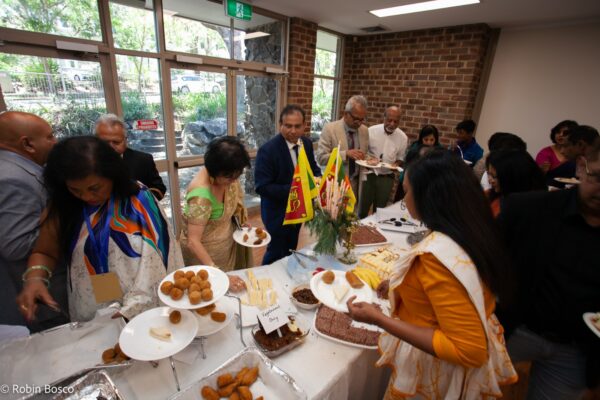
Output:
[1, 202, 413, 400]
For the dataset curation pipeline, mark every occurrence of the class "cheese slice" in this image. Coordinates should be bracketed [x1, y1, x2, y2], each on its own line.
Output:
[149, 326, 172, 342]
[333, 285, 349, 303]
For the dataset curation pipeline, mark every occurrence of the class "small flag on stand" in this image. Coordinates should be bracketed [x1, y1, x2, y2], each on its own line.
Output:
[319, 146, 356, 214]
[283, 142, 318, 225]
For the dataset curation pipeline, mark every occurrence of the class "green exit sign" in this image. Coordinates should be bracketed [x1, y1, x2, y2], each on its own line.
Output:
[225, 0, 252, 21]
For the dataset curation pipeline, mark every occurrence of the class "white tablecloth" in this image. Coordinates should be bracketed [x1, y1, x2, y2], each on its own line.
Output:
[3, 203, 412, 400]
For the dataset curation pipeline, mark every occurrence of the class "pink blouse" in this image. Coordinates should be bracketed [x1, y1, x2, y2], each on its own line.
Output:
[535, 146, 563, 171]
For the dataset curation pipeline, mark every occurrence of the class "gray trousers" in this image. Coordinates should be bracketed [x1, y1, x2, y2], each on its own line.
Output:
[507, 326, 587, 400]
[359, 173, 395, 218]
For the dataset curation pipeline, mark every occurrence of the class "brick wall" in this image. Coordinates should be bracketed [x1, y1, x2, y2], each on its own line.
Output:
[287, 18, 318, 133]
[339, 24, 491, 145]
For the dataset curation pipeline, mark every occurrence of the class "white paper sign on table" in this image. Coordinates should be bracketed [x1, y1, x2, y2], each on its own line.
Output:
[257, 304, 289, 335]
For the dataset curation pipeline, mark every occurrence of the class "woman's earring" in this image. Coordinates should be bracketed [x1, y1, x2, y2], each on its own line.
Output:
[209, 176, 215, 185]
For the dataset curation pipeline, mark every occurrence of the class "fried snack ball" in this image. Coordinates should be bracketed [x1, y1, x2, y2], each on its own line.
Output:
[199, 280, 211, 290]
[185, 270, 196, 280]
[239, 366, 258, 386]
[322, 270, 335, 284]
[218, 381, 239, 397]
[256, 229, 267, 240]
[189, 291, 202, 305]
[190, 276, 203, 285]
[201, 386, 219, 400]
[169, 310, 181, 324]
[160, 281, 174, 295]
[174, 270, 185, 280]
[243, 234, 249, 242]
[102, 348, 116, 363]
[345, 271, 364, 289]
[253, 239, 263, 245]
[170, 287, 184, 300]
[174, 278, 190, 290]
[255, 397, 263, 400]
[255, 227, 264, 235]
[211, 311, 226, 323]
[217, 373, 234, 388]
[189, 283, 201, 293]
[237, 386, 253, 400]
[229, 392, 240, 400]
[198, 269, 209, 280]
[201, 288, 213, 301]
[196, 303, 216, 316]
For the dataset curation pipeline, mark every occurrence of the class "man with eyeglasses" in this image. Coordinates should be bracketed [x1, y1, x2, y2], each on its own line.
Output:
[0, 111, 68, 332]
[317, 95, 369, 201]
[497, 135, 600, 399]
[95, 114, 166, 200]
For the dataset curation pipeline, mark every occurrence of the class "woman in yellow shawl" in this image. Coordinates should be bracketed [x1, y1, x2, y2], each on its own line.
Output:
[181, 136, 253, 271]
[347, 150, 517, 399]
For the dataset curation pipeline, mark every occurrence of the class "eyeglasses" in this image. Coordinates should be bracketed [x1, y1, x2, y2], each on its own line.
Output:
[582, 157, 600, 184]
[346, 111, 366, 123]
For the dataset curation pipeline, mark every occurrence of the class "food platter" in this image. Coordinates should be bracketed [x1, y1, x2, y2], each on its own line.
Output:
[356, 159, 402, 172]
[194, 296, 237, 337]
[233, 226, 271, 248]
[158, 265, 229, 310]
[310, 270, 373, 313]
[119, 307, 198, 361]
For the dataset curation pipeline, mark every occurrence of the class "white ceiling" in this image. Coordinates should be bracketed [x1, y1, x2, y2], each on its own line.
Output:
[251, 0, 600, 35]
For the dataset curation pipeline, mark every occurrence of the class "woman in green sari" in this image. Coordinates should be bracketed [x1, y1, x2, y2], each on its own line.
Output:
[181, 136, 253, 271]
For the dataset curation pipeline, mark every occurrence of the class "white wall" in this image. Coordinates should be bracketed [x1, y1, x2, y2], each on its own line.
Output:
[477, 21, 600, 156]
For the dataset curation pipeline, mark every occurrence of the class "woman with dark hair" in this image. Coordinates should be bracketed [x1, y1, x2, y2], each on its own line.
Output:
[347, 150, 516, 399]
[17, 136, 182, 322]
[535, 119, 578, 174]
[486, 150, 546, 217]
[404, 124, 442, 165]
[181, 136, 253, 271]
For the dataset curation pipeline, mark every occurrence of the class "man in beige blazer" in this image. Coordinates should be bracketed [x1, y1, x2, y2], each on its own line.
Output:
[317, 95, 369, 201]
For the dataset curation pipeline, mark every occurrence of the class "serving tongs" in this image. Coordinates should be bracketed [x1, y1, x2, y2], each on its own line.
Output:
[380, 217, 418, 227]
[289, 249, 318, 262]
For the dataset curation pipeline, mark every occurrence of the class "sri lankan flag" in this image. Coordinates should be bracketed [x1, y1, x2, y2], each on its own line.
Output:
[319, 147, 356, 213]
[283, 142, 319, 225]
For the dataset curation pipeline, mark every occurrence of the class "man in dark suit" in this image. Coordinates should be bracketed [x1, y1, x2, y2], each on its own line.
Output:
[255, 105, 321, 265]
[95, 114, 166, 200]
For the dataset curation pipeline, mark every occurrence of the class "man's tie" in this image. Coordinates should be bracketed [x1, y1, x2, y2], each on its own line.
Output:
[347, 131, 356, 176]
[293, 144, 299, 166]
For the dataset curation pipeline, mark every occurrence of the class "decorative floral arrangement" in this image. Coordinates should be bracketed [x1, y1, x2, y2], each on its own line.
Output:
[306, 175, 358, 257]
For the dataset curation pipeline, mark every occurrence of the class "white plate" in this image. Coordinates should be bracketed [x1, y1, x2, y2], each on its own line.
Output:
[194, 296, 236, 337]
[158, 265, 229, 310]
[310, 270, 373, 313]
[119, 307, 198, 361]
[583, 312, 600, 338]
[356, 159, 402, 172]
[555, 177, 580, 185]
[312, 312, 379, 350]
[233, 227, 272, 248]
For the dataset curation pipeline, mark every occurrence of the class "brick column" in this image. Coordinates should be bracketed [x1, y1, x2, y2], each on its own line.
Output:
[340, 24, 491, 145]
[287, 17, 318, 133]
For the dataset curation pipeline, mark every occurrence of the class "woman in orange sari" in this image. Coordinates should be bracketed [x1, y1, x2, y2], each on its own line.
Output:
[348, 150, 517, 399]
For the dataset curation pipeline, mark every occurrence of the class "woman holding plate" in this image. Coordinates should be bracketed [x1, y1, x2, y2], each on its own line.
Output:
[17, 136, 182, 322]
[180, 136, 253, 271]
[347, 149, 517, 399]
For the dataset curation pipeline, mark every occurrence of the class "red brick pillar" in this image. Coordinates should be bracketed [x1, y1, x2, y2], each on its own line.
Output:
[287, 17, 318, 134]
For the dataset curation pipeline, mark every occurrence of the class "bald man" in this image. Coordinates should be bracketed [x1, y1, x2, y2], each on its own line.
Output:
[0, 111, 67, 331]
[358, 106, 407, 218]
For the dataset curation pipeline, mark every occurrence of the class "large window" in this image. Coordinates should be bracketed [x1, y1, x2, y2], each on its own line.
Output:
[0, 0, 286, 233]
[0, 0, 101, 41]
[311, 30, 342, 137]
[110, 0, 158, 53]
[116, 55, 165, 158]
[0, 54, 106, 138]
